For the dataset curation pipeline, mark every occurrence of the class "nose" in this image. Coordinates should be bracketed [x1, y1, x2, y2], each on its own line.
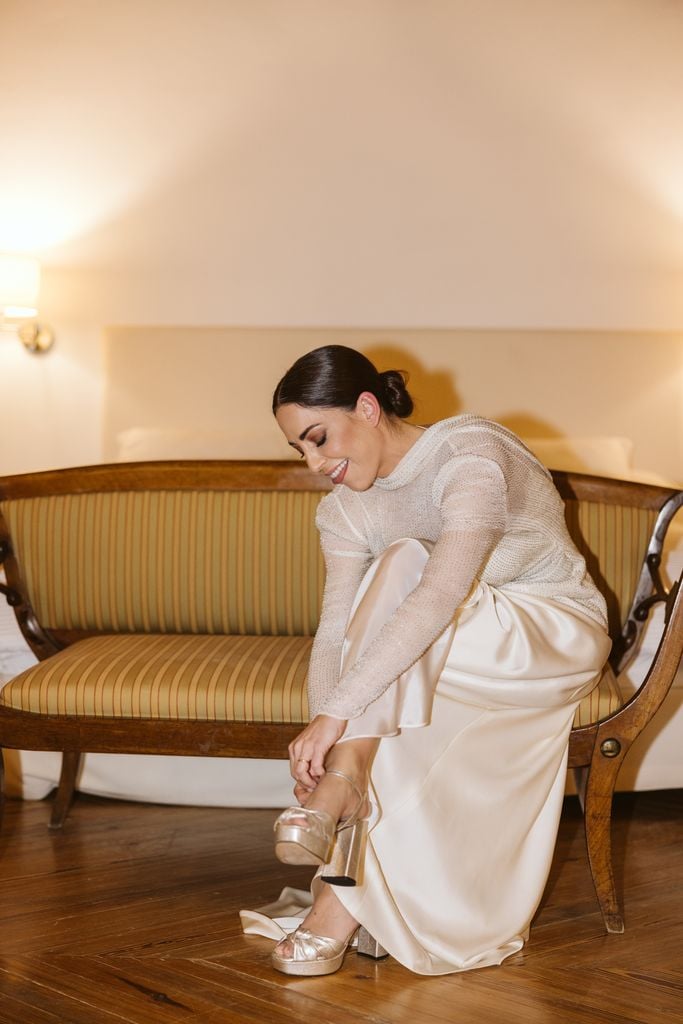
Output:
[305, 451, 326, 474]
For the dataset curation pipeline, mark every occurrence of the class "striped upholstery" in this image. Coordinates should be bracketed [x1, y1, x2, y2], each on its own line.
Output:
[1, 485, 649, 728]
[0, 632, 616, 726]
[563, 500, 657, 639]
[1, 491, 324, 636]
[0, 634, 311, 722]
[2, 491, 653, 642]
[573, 663, 622, 727]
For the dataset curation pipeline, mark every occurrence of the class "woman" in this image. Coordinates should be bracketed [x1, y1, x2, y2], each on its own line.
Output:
[263, 344, 610, 977]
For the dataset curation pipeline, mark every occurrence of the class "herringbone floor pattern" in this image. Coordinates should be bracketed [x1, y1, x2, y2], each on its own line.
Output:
[0, 789, 681, 1023]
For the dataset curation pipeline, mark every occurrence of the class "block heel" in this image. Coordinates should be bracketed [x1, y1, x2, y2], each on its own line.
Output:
[321, 816, 368, 886]
[357, 926, 389, 959]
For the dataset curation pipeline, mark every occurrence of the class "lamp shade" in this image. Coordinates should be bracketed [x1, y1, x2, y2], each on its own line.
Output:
[0, 253, 40, 317]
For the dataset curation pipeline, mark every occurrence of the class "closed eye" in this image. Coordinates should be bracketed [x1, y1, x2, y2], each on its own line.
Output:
[315, 434, 327, 448]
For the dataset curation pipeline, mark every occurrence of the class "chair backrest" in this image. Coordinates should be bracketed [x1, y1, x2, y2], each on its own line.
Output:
[0, 463, 328, 640]
[552, 473, 679, 654]
[1, 463, 678, 656]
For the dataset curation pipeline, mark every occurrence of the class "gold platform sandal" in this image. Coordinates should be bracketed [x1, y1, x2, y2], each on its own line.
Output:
[273, 769, 368, 885]
[271, 924, 388, 976]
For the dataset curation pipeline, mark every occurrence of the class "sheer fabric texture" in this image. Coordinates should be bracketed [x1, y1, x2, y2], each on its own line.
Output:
[243, 416, 611, 974]
[308, 416, 608, 721]
[326, 538, 610, 973]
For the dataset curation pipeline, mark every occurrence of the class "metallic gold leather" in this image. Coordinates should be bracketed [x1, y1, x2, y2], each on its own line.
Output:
[271, 927, 353, 976]
[273, 805, 336, 863]
[273, 770, 369, 870]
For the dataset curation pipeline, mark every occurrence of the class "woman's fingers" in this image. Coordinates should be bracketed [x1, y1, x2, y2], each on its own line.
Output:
[288, 736, 320, 781]
[297, 764, 318, 788]
[309, 747, 326, 781]
[288, 716, 347, 787]
[293, 745, 326, 786]
[289, 747, 317, 788]
[293, 781, 315, 806]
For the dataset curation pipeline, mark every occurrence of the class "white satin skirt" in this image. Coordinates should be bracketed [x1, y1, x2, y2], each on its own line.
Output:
[315, 538, 611, 975]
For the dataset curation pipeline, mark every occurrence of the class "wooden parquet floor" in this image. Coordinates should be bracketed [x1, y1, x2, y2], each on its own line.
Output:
[0, 789, 681, 1024]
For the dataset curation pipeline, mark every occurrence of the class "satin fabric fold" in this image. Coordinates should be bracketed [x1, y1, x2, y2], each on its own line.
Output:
[243, 538, 611, 975]
[239, 886, 313, 940]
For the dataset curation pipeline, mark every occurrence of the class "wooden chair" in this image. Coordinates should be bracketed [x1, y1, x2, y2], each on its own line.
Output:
[0, 462, 681, 936]
[555, 473, 683, 932]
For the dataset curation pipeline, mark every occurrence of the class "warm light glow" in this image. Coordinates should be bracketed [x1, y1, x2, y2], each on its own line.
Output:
[0, 254, 41, 318]
[4, 305, 38, 318]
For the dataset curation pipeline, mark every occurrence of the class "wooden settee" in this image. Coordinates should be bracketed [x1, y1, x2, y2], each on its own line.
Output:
[0, 462, 681, 936]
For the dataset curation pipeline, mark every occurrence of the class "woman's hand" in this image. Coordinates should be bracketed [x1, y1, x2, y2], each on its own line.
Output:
[288, 714, 347, 789]
[293, 780, 315, 805]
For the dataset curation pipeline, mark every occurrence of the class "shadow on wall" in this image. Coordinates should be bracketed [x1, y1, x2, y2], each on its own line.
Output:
[101, 327, 682, 481]
[365, 342, 462, 423]
[497, 413, 566, 439]
[366, 342, 566, 441]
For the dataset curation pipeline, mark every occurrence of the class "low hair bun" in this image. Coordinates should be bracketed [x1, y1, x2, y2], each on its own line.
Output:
[379, 369, 413, 419]
[272, 345, 415, 420]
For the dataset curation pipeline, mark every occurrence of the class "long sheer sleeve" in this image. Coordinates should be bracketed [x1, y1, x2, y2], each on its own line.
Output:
[318, 455, 508, 721]
[306, 498, 373, 718]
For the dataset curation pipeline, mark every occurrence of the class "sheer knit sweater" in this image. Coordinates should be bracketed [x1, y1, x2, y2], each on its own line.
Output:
[308, 415, 609, 722]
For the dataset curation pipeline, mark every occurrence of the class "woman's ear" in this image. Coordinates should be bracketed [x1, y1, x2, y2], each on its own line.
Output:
[356, 391, 382, 425]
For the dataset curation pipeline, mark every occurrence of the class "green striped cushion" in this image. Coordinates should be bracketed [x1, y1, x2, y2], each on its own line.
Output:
[0, 633, 619, 726]
[1, 491, 325, 636]
[0, 634, 311, 722]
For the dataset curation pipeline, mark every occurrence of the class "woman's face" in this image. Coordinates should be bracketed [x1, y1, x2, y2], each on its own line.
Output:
[275, 396, 385, 491]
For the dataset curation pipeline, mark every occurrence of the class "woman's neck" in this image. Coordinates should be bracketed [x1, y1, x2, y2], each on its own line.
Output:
[377, 420, 425, 478]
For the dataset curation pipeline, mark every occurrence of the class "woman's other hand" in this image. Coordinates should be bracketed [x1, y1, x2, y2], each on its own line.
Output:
[288, 714, 347, 788]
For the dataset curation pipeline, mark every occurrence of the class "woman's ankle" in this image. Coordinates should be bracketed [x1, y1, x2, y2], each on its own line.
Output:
[306, 771, 360, 823]
[305, 770, 352, 819]
[303, 884, 359, 942]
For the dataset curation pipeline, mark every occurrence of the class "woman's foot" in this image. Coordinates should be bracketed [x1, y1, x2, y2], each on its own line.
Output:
[274, 769, 369, 868]
[297, 769, 370, 825]
[272, 883, 360, 966]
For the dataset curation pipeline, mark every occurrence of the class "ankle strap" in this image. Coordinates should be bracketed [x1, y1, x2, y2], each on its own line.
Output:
[324, 769, 364, 807]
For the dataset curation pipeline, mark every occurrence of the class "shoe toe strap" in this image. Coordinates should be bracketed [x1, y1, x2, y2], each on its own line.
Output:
[290, 928, 347, 960]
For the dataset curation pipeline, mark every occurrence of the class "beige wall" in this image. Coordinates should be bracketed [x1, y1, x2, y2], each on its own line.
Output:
[0, 324, 103, 476]
[102, 327, 683, 483]
[3, 325, 681, 481]
[1, 2, 682, 476]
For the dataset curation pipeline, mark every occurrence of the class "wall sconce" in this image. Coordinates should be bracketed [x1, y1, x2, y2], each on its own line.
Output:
[0, 253, 54, 354]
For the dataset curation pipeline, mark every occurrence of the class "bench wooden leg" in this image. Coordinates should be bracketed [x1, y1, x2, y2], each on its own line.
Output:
[49, 751, 82, 830]
[582, 749, 625, 934]
[0, 747, 4, 834]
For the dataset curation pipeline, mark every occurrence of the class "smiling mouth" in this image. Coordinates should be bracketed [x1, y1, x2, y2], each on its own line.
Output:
[328, 459, 349, 484]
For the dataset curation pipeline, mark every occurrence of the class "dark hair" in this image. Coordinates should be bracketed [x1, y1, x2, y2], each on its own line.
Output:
[272, 345, 413, 419]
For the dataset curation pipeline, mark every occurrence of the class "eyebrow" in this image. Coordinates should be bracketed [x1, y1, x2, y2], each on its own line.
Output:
[298, 423, 322, 442]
